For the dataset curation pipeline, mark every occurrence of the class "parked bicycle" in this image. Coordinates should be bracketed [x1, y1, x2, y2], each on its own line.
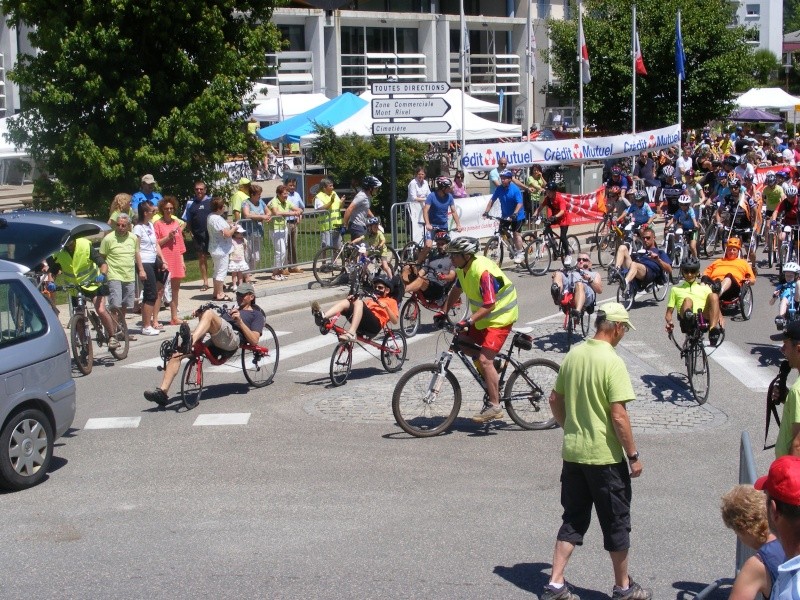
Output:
[391, 321, 559, 437]
[523, 218, 581, 276]
[62, 283, 129, 375]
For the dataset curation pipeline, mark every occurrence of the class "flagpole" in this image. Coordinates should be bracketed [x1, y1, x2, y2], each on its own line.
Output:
[459, 0, 467, 164]
[632, 4, 636, 134]
[526, 0, 534, 137]
[677, 9, 682, 132]
[578, 2, 584, 139]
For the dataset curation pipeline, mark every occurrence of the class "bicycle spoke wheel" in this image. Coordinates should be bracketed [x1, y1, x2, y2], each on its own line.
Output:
[380, 330, 407, 373]
[503, 358, 559, 430]
[473, 170, 488, 180]
[392, 365, 461, 437]
[446, 290, 469, 324]
[313, 246, 345, 286]
[524, 239, 552, 276]
[483, 237, 503, 266]
[580, 309, 591, 337]
[566, 235, 581, 257]
[596, 231, 616, 268]
[399, 298, 420, 338]
[329, 342, 352, 386]
[69, 315, 93, 375]
[242, 324, 279, 387]
[387, 248, 401, 275]
[687, 344, 710, 405]
[565, 312, 574, 349]
[108, 309, 129, 360]
[400, 242, 420, 265]
[652, 278, 670, 301]
[739, 285, 753, 320]
[616, 282, 635, 310]
[181, 358, 203, 410]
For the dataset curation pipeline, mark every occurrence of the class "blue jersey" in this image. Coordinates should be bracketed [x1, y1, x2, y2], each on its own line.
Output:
[672, 207, 696, 230]
[425, 191, 455, 230]
[490, 183, 525, 222]
[624, 203, 654, 225]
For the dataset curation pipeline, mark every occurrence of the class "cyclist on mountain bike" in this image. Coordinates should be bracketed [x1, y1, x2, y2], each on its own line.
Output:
[352, 217, 393, 279]
[717, 177, 758, 270]
[772, 185, 800, 247]
[401, 229, 456, 303]
[534, 180, 571, 258]
[551, 253, 603, 315]
[604, 185, 625, 217]
[342, 175, 379, 240]
[418, 176, 463, 265]
[656, 165, 684, 220]
[771, 262, 800, 331]
[763, 172, 786, 213]
[484, 169, 526, 263]
[144, 282, 265, 406]
[665, 257, 723, 346]
[618, 190, 655, 229]
[702, 236, 756, 309]
[605, 165, 630, 198]
[311, 272, 399, 343]
[666, 195, 700, 259]
[609, 226, 671, 301]
[439, 236, 518, 423]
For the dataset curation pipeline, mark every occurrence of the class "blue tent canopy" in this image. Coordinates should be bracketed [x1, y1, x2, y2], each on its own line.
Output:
[256, 93, 368, 143]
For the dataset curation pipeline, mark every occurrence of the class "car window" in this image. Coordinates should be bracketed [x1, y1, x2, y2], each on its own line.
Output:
[0, 280, 47, 349]
[0, 224, 68, 267]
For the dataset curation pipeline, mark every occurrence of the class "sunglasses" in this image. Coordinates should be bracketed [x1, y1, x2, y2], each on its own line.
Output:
[643, 236, 654, 241]
[577, 256, 590, 262]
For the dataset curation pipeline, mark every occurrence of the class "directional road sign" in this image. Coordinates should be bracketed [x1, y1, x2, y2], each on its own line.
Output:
[371, 98, 451, 120]
[370, 82, 450, 95]
[372, 121, 452, 136]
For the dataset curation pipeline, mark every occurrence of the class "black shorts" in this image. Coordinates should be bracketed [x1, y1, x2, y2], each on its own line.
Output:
[193, 232, 209, 254]
[557, 460, 632, 552]
[499, 219, 524, 234]
[421, 280, 446, 302]
[719, 277, 741, 301]
[343, 303, 382, 338]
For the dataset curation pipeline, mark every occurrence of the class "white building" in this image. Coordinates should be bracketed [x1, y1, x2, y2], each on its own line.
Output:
[730, 0, 784, 58]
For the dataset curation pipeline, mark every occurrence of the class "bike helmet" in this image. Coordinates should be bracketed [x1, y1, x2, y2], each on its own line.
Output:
[608, 185, 622, 196]
[611, 166, 622, 176]
[432, 229, 451, 244]
[680, 256, 701, 274]
[362, 175, 382, 189]
[435, 176, 452, 189]
[445, 236, 480, 255]
[717, 171, 728, 181]
[744, 172, 754, 182]
[633, 190, 647, 202]
[662, 165, 675, 178]
[784, 262, 800, 274]
[728, 176, 741, 188]
[739, 155, 749, 166]
[777, 169, 790, 179]
[787, 185, 799, 197]
[545, 181, 559, 191]
[499, 169, 514, 179]
[766, 173, 777, 185]
[726, 237, 742, 251]
[678, 194, 692, 205]
[684, 169, 694, 178]
[723, 155, 739, 168]
[372, 272, 393, 290]
[366, 216, 380, 226]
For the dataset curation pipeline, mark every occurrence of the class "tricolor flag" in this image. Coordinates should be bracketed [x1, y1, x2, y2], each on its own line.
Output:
[528, 23, 537, 78]
[675, 13, 686, 81]
[634, 30, 647, 76]
[578, 18, 591, 84]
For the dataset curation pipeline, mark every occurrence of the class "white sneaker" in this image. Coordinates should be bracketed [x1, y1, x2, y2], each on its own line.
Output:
[513, 252, 524, 264]
[141, 326, 160, 336]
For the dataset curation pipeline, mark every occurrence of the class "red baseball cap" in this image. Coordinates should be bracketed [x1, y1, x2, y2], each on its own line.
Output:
[755, 455, 800, 505]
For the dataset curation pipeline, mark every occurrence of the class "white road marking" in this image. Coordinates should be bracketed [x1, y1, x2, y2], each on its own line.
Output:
[708, 342, 777, 392]
[621, 340, 661, 359]
[193, 413, 251, 426]
[84, 417, 141, 429]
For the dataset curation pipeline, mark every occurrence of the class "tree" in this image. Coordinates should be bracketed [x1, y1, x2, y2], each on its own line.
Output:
[786, 0, 800, 34]
[751, 49, 780, 84]
[1, 0, 283, 217]
[545, 0, 752, 132]
[308, 125, 428, 223]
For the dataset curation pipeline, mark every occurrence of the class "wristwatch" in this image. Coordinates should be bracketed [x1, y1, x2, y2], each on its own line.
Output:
[627, 451, 640, 462]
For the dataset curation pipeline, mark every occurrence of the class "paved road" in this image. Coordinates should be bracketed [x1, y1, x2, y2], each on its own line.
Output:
[0, 237, 782, 598]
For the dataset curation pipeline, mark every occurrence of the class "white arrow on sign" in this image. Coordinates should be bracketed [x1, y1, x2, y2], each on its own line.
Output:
[371, 82, 450, 95]
[372, 121, 452, 135]
[371, 98, 451, 120]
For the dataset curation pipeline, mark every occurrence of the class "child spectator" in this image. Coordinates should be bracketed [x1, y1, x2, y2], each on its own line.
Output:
[228, 226, 250, 292]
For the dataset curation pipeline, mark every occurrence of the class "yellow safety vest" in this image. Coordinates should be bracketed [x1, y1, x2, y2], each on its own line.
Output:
[457, 254, 518, 330]
[316, 191, 342, 231]
[53, 237, 100, 291]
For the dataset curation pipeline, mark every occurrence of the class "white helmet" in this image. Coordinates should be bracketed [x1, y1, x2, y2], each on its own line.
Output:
[786, 185, 798, 197]
[784, 262, 800, 274]
[662, 165, 675, 178]
[678, 194, 691, 205]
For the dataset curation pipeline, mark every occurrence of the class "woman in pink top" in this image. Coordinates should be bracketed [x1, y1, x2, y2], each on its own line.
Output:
[154, 196, 187, 325]
[452, 170, 468, 198]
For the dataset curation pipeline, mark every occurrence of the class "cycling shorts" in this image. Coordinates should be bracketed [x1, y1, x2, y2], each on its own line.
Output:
[420, 280, 447, 303]
[465, 324, 512, 353]
[500, 219, 524, 234]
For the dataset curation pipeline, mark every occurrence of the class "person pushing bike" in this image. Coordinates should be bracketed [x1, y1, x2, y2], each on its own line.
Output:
[439, 236, 519, 423]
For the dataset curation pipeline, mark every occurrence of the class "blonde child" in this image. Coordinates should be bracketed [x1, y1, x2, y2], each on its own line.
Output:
[228, 226, 250, 292]
[352, 217, 393, 279]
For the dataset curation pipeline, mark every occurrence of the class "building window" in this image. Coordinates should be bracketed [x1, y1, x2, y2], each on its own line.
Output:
[745, 4, 760, 17]
[277, 25, 305, 51]
[537, 0, 550, 18]
[563, 0, 572, 19]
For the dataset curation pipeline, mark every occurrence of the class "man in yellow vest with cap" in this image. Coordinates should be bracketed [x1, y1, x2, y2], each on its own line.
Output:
[49, 235, 117, 348]
[440, 236, 519, 423]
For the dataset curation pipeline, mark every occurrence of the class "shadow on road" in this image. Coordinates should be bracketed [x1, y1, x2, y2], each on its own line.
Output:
[493, 561, 607, 599]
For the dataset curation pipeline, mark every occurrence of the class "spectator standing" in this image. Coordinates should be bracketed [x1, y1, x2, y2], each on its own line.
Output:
[207, 197, 238, 301]
[407, 167, 430, 206]
[284, 176, 305, 274]
[107, 193, 135, 230]
[675, 146, 693, 178]
[268, 184, 302, 280]
[229, 178, 250, 221]
[134, 202, 167, 335]
[314, 178, 344, 249]
[186, 181, 212, 291]
[452, 170, 468, 198]
[99, 213, 139, 326]
[632, 152, 660, 188]
[241, 183, 269, 269]
[526, 164, 546, 216]
[543, 303, 650, 600]
[489, 157, 508, 194]
[154, 196, 187, 325]
[131, 174, 163, 214]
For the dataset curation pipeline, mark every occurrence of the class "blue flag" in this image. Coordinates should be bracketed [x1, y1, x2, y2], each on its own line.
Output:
[675, 13, 686, 81]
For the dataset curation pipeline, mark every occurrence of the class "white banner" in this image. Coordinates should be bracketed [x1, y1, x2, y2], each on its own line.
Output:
[407, 195, 501, 243]
[461, 124, 681, 170]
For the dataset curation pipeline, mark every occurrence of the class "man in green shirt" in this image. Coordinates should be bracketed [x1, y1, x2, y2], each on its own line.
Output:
[99, 213, 139, 320]
[229, 178, 250, 221]
[776, 321, 800, 457]
[543, 302, 651, 600]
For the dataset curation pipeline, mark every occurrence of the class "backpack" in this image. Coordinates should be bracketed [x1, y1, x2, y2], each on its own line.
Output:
[765, 360, 792, 450]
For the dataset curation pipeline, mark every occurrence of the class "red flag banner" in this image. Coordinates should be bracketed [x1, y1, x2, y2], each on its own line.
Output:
[552, 186, 607, 226]
[635, 31, 647, 76]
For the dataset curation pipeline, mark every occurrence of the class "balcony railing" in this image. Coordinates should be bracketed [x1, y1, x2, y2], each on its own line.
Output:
[449, 53, 521, 97]
[341, 52, 427, 94]
[262, 51, 315, 94]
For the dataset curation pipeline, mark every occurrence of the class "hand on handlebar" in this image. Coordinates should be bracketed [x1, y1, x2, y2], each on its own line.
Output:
[455, 318, 472, 331]
[432, 312, 448, 329]
[665, 321, 674, 333]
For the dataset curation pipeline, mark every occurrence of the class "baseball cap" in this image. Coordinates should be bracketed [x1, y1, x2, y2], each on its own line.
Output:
[500, 169, 514, 179]
[785, 321, 800, 342]
[600, 302, 636, 330]
[141, 174, 155, 184]
[238, 177, 251, 186]
[236, 282, 255, 295]
[755, 455, 800, 505]
[235, 225, 246, 233]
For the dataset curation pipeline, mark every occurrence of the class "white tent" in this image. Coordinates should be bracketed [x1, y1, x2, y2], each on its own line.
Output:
[299, 92, 520, 147]
[250, 92, 330, 122]
[357, 88, 499, 114]
[0, 117, 26, 159]
[735, 87, 800, 109]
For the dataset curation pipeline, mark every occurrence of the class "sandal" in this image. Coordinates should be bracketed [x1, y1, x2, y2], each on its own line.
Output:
[169, 319, 187, 326]
[152, 323, 164, 330]
[338, 332, 356, 343]
[200, 284, 209, 292]
[213, 295, 232, 302]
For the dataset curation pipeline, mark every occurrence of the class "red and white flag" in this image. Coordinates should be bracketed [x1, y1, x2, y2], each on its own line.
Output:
[578, 19, 591, 84]
[635, 30, 647, 76]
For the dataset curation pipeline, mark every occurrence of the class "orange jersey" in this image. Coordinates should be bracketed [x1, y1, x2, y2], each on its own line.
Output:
[365, 296, 398, 328]
[704, 257, 754, 285]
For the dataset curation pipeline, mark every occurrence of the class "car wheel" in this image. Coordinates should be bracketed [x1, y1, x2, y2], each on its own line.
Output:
[0, 408, 54, 491]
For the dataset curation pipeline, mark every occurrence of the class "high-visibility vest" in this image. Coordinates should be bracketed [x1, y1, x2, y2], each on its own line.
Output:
[316, 191, 343, 231]
[457, 254, 518, 330]
[53, 237, 100, 291]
